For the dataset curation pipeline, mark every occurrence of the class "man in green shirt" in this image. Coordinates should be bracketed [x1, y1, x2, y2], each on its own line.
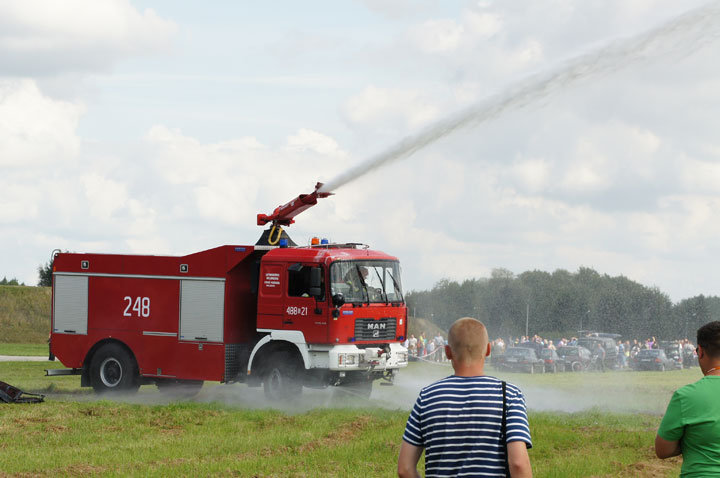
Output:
[656, 321, 720, 476]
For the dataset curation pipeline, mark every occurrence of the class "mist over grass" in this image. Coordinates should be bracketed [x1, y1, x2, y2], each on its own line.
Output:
[0, 360, 684, 477]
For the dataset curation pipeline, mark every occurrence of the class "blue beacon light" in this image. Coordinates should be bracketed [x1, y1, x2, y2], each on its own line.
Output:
[279, 238, 288, 248]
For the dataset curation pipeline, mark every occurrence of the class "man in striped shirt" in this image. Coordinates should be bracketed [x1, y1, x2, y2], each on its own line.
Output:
[398, 318, 532, 477]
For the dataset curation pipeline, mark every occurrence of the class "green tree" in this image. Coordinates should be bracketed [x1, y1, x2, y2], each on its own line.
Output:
[38, 260, 53, 287]
[0, 276, 22, 286]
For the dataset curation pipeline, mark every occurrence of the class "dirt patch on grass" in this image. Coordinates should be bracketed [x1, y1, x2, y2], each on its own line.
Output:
[42, 424, 68, 433]
[5, 463, 110, 477]
[594, 449, 682, 477]
[297, 415, 374, 453]
[257, 414, 298, 430]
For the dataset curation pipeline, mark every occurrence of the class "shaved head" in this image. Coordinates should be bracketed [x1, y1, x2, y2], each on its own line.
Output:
[448, 318, 489, 365]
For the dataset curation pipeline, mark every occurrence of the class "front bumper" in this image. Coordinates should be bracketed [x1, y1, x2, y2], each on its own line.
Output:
[328, 343, 408, 372]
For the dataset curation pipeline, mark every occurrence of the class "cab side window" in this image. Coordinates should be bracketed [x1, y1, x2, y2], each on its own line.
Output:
[288, 265, 324, 300]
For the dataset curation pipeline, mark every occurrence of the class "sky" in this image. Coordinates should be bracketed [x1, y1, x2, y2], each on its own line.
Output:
[2, 0, 720, 303]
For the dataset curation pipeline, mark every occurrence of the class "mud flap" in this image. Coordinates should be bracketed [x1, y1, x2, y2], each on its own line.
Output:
[0, 381, 45, 404]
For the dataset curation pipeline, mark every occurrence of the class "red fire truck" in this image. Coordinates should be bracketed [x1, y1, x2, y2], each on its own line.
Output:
[47, 184, 408, 399]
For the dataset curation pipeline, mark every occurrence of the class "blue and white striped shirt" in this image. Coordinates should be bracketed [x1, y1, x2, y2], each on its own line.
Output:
[402, 375, 532, 477]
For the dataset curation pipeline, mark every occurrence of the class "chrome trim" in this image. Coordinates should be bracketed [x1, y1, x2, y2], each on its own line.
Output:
[142, 331, 178, 337]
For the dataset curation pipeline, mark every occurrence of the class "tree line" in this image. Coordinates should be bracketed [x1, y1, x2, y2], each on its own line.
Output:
[0, 277, 25, 286]
[405, 267, 720, 341]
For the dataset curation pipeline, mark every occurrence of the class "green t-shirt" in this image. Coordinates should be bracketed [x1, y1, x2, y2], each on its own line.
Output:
[658, 375, 720, 477]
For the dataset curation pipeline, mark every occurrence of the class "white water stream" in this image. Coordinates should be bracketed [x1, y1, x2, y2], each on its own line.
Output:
[319, 2, 720, 194]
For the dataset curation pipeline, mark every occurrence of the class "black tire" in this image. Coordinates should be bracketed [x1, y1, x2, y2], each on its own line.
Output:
[89, 343, 139, 394]
[156, 379, 204, 398]
[572, 361, 582, 372]
[263, 352, 302, 401]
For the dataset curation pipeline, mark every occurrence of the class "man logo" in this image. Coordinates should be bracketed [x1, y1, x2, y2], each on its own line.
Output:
[367, 323, 386, 330]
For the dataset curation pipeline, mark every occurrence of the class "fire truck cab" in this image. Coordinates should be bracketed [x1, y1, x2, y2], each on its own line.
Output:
[49, 241, 409, 399]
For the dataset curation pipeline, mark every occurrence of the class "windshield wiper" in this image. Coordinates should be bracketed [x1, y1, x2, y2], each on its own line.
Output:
[372, 268, 389, 304]
[355, 264, 370, 305]
[387, 271, 404, 303]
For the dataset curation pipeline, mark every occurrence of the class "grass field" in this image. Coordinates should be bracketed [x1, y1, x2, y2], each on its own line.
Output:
[0, 343, 48, 356]
[0, 285, 50, 344]
[0, 360, 690, 477]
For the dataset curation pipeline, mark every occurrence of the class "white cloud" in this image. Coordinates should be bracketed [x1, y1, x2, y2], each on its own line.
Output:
[680, 159, 720, 194]
[561, 139, 612, 192]
[463, 10, 502, 38]
[0, 79, 83, 166]
[510, 157, 551, 192]
[285, 128, 347, 158]
[145, 125, 351, 228]
[341, 85, 441, 133]
[81, 173, 128, 220]
[407, 19, 465, 53]
[0, 0, 177, 75]
[0, 182, 39, 223]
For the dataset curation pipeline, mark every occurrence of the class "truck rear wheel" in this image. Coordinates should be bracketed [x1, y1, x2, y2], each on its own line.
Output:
[263, 353, 302, 401]
[89, 343, 139, 394]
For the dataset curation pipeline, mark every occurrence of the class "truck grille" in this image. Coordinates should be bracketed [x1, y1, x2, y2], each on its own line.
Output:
[354, 317, 397, 341]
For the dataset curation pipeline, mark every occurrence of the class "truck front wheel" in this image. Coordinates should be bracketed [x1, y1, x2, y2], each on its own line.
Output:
[89, 343, 139, 394]
[263, 353, 302, 401]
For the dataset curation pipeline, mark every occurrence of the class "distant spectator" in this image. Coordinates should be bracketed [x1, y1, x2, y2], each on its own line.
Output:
[408, 335, 417, 357]
[427, 339, 436, 360]
[593, 343, 606, 372]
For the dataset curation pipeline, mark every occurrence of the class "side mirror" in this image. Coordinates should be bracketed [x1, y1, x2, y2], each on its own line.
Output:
[332, 293, 345, 307]
[309, 267, 322, 297]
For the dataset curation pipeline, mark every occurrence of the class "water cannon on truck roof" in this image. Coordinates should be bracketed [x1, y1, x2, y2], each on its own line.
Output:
[47, 183, 408, 400]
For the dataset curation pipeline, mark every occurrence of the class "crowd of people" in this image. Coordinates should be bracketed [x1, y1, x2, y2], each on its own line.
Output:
[489, 334, 698, 369]
[403, 330, 700, 368]
[404, 332, 448, 362]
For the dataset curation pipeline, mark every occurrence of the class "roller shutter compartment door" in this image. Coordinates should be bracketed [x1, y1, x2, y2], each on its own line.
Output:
[179, 279, 225, 342]
[53, 275, 88, 335]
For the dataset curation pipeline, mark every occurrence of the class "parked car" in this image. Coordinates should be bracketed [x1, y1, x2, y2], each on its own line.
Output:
[663, 343, 684, 369]
[577, 336, 618, 369]
[540, 349, 566, 373]
[496, 347, 544, 374]
[556, 346, 592, 372]
[632, 349, 672, 371]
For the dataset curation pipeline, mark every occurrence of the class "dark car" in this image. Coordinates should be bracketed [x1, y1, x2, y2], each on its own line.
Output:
[663, 343, 684, 369]
[496, 347, 544, 374]
[556, 346, 592, 372]
[577, 336, 617, 369]
[540, 349, 565, 373]
[632, 349, 672, 371]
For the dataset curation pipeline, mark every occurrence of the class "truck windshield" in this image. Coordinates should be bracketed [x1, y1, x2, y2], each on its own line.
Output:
[330, 261, 403, 304]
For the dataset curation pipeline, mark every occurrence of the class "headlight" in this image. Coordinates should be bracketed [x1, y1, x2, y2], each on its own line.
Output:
[338, 353, 356, 366]
[398, 352, 408, 363]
